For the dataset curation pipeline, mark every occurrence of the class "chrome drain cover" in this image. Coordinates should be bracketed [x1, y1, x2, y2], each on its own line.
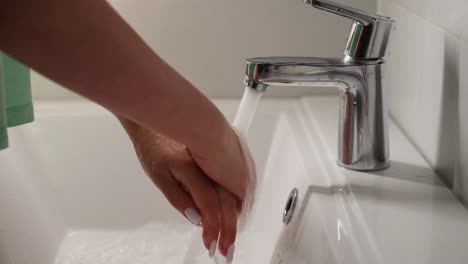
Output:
[283, 188, 299, 224]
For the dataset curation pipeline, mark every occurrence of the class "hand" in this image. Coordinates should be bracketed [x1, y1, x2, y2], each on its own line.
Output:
[189, 126, 257, 212]
[121, 120, 240, 258]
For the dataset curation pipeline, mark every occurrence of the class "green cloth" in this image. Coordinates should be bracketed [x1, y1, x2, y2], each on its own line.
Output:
[0, 53, 34, 150]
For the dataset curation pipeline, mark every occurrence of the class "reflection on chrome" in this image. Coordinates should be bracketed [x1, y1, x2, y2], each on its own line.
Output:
[244, 0, 395, 171]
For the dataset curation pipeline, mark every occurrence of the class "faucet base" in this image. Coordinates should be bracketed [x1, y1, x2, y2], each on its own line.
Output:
[337, 160, 391, 172]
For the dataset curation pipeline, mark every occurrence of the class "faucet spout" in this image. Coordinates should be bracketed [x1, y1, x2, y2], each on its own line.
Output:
[245, 56, 389, 171]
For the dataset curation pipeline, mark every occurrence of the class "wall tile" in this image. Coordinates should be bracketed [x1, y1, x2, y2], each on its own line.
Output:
[457, 42, 468, 202]
[381, 0, 445, 165]
[379, 0, 468, 203]
[389, 0, 468, 42]
[433, 33, 462, 189]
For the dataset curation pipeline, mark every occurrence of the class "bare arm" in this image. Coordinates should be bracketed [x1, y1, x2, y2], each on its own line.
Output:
[0, 2, 253, 256]
[0, 0, 231, 158]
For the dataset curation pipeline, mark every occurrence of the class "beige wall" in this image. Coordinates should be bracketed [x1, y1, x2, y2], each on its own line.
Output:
[31, 0, 376, 99]
[378, 0, 468, 204]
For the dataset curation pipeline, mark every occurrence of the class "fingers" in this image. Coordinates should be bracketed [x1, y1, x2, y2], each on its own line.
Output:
[217, 187, 238, 263]
[171, 163, 221, 256]
[146, 168, 202, 226]
[190, 129, 250, 200]
[150, 161, 239, 261]
[131, 128, 245, 261]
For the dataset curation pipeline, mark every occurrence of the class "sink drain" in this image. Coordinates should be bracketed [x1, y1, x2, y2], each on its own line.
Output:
[283, 188, 298, 224]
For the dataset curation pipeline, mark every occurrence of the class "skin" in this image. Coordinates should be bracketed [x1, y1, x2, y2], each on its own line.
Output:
[0, 0, 251, 258]
[119, 117, 240, 256]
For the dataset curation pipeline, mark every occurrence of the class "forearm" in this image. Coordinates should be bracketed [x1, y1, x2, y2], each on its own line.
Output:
[0, 0, 230, 155]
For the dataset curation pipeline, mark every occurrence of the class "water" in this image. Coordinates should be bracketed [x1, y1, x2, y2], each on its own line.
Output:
[233, 87, 264, 135]
[232, 86, 263, 230]
[54, 87, 263, 264]
[183, 86, 263, 262]
[55, 222, 252, 264]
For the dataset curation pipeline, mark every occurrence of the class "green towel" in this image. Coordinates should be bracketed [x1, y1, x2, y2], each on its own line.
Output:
[0, 53, 34, 150]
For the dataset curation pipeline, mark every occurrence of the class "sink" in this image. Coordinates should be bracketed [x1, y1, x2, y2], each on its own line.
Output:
[1, 96, 468, 263]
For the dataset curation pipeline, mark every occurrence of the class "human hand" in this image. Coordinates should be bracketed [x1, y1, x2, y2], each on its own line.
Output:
[189, 126, 257, 213]
[122, 121, 241, 260]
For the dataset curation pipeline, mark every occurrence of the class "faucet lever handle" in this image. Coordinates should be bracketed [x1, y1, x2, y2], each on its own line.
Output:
[306, 0, 390, 24]
[305, 0, 396, 60]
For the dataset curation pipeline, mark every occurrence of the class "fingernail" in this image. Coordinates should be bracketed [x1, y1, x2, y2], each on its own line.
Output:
[226, 244, 235, 263]
[184, 208, 201, 226]
[209, 240, 217, 258]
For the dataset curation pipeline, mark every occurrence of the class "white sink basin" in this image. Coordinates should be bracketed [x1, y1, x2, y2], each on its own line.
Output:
[1, 96, 468, 264]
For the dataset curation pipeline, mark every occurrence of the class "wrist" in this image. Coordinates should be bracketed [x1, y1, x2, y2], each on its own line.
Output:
[191, 120, 236, 161]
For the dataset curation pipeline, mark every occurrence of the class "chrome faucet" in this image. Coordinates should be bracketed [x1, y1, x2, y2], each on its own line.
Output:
[245, 0, 396, 171]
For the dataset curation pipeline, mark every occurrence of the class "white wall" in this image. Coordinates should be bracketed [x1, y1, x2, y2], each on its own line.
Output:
[378, 0, 468, 204]
[31, 0, 375, 99]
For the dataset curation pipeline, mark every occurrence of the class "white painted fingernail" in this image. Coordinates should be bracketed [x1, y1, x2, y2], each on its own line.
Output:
[184, 208, 201, 226]
[209, 240, 217, 258]
[226, 244, 235, 263]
